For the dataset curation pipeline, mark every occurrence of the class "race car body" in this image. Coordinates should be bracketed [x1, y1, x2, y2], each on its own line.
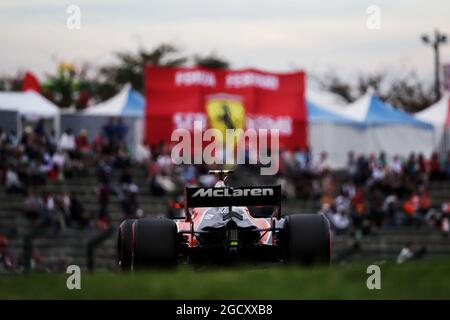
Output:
[175, 206, 274, 247]
[118, 170, 331, 269]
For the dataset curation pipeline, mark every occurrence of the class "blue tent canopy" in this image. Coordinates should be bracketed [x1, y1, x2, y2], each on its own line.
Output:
[307, 100, 358, 125]
[84, 84, 145, 117]
[366, 95, 432, 129]
[122, 88, 145, 116]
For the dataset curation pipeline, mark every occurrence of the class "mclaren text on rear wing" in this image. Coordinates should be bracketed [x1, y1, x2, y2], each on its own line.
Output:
[185, 185, 281, 208]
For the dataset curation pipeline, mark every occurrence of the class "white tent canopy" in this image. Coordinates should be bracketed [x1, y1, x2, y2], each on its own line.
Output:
[307, 91, 434, 168]
[415, 92, 450, 126]
[0, 91, 59, 118]
[0, 90, 60, 136]
[415, 92, 450, 154]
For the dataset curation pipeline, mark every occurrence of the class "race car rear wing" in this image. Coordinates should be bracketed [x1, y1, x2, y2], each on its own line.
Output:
[183, 185, 282, 221]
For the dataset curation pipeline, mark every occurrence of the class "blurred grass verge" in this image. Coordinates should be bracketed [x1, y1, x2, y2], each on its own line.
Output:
[0, 258, 449, 299]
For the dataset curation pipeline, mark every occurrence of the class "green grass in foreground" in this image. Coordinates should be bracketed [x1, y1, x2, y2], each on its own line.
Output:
[1, 258, 449, 299]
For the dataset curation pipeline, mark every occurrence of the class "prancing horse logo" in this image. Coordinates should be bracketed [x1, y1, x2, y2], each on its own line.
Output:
[206, 94, 245, 144]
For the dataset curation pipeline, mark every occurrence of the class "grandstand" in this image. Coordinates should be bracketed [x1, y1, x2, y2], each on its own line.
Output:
[1, 160, 449, 272]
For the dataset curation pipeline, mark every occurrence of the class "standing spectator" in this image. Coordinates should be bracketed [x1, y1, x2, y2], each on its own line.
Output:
[102, 118, 116, 144]
[97, 183, 111, 223]
[443, 152, 450, 179]
[346, 151, 357, 180]
[355, 155, 369, 185]
[57, 191, 72, 227]
[417, 153, 428, 175]
[429, 152, 441, 180]
[115, 117, 129, 144]
[405, 153, 417, 177]
[34, 119, 47, 137]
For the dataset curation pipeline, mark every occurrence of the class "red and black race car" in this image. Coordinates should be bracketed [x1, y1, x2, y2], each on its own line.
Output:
[118, 170, 331, 269]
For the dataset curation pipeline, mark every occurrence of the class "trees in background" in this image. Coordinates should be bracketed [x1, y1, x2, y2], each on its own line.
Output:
[319, 70, 436, 113]
[93, 43, 188, 101]
[0, 42, 438, 112]
[194, 52, 230, 69]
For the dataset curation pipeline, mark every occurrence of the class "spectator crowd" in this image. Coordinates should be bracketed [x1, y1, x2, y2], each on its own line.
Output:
[277, 149, 450, 238]
[1, 119, 450, 271]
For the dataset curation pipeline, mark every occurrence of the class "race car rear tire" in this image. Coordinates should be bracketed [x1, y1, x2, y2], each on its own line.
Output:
[283, 214, 331, 265]
[132, 217, 178, 268]
[117, 219, 134, 271]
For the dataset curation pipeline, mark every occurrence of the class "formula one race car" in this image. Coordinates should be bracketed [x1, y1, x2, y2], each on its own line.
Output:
[118, 170, 331, 270]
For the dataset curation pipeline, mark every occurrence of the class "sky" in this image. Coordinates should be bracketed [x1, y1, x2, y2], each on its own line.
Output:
[1, 0, 449, 81]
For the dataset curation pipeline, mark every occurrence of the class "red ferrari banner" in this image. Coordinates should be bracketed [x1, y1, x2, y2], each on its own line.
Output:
[145, 66, 307, 150]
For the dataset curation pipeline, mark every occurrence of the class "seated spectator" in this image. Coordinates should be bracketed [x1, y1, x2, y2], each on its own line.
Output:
[179, 165, 197, 186]
[382, 192, 399, 226]
[397, 243, 414, 264]
[397, 243, 427, 264]
[97, 155, 113, 184]
[69, 193, 90, 228]
[75, 129, 90, 155]
[156, 148, 173, 174]
[59, 129, 76, 152]
[441, 202, 450, 237]
[418, 187, 431, 216]
[0, 235, 14, 271]
[294, 147, 309, 171]
[91, 133, 105, 156]
[156, 171, 176, 194]
[310, 151, 329, 176]
[320, 203, 349, 235]
[120, 183, 140, 219]
[4, 165, 26, 194]
[402, 193, 425, 226]
[41, 192, 65, 230]
[335, 190, 351, 215]
[371, 163, 386, 182]
[134, 139, 151, 164]
[50, 149, 66, 180]
[114, 143, 131, 168]
[28, 156, 48, 186]
[118, 168, 133, 191]
[24, 191, 43, 222]
[389, 155, 403, 174]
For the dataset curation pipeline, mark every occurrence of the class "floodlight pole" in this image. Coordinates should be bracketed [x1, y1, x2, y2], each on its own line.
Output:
[421, 29, 448, 100]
